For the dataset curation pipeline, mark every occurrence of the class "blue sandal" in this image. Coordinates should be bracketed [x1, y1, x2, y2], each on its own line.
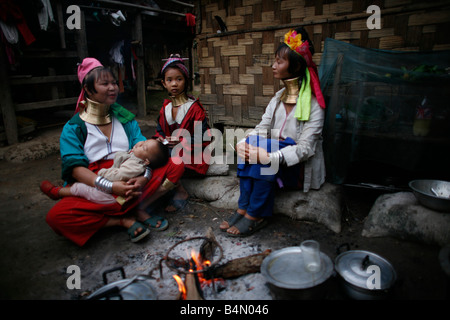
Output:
[143, 216, 169, 231]
[126, 221, 150, 243]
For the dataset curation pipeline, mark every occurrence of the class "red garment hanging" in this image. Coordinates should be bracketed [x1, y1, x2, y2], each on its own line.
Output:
[185, 13, 195, 34]
[0, 0, 35, 45]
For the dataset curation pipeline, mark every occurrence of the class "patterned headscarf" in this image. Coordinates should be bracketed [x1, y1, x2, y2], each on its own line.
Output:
[161, 54, 189, 79]
[284, 30, 326, 121]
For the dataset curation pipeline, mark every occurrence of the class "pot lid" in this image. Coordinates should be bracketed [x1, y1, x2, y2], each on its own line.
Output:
[261, 247, 333, 290]
[87, 275, 157, 300]
[335, 250, 397, 290]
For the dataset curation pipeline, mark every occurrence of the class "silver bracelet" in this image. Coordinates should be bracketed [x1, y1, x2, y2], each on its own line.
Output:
[94, 176, 113, 193]
[144, 167, 152, 180]
[269, 150, 284, 164]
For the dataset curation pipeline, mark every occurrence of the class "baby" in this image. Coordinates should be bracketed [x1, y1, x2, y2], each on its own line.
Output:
[52, 139, 169, 204]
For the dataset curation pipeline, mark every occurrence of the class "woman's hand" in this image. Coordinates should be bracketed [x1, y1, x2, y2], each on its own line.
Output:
[236, 141, 249, 161]
[112, 181, 139, 201]
[247, 145, 270, 164]
[123, 176, 149, 200]
[236, 142, 270, 164]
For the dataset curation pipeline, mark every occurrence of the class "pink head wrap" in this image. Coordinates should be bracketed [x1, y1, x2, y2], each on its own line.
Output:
[75, 58, 103, 113]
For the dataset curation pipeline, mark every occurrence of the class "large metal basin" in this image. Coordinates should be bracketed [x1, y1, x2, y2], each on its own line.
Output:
[409, 180, 450, 212]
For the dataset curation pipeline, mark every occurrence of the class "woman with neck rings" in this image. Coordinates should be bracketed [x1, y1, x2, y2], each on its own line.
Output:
[42, 58, 185, 246]
[220, 28, 327, 237]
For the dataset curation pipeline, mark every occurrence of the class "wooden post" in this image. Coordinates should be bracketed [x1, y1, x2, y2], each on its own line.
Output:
[56, 0, 66, 49]
[76, 9, 88, 60]
[132, 13, 146, 117]
[0, 45, 18, 145]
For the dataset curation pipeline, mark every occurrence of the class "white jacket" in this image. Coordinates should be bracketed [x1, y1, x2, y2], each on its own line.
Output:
[247, 88, 326, 192]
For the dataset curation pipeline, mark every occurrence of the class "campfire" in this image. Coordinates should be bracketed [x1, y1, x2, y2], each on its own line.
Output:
[157, 228, 271, 300]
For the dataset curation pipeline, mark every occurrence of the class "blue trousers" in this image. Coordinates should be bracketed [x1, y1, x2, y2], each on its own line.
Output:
[237, 136, 302, 219]
[238, 177, 274, 219]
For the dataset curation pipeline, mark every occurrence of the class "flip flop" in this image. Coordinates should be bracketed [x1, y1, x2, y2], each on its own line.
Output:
[127, 221, 150, 243]
[142, 215, 169, 231]
[220, 211, 244, 232]
[165, 197, 189, 213]
[226, 216, 268, 238]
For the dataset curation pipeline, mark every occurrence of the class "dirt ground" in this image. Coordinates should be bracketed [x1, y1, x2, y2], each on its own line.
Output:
[0, 125, 448, 301]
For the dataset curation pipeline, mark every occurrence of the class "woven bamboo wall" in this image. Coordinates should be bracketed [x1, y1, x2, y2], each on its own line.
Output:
[195, 0, 450, 127]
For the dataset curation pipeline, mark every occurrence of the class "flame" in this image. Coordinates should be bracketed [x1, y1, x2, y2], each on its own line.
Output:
[190, 250, 211, 270]
[173, 275, 186, 299]
[174, 249, 222, 300]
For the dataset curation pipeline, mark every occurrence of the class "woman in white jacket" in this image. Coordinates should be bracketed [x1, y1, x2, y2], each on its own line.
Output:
[220, 27, 327, 237]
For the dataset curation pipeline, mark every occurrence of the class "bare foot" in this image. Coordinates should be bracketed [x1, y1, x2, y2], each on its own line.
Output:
[226, 213, 261, 235]
[165, 184, 189, 213]
[119, 217, 144, 236]
[219, 209, 246, 231]
[136, 209, 162, 228]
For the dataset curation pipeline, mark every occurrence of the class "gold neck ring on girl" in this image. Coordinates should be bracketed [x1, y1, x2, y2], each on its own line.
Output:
[169, 92, 188, 107]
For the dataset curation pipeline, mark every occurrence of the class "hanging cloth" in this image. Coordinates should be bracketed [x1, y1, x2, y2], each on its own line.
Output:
[0, 19, 19, 44]
[37, 0, 55, 31]
[0, 0, 36, 45]
[185, 13, 195, 34]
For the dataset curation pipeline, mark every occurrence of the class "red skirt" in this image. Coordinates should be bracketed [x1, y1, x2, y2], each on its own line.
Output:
[46, 158, 184, 246]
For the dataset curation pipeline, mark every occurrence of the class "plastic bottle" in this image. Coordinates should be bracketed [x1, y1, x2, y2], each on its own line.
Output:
[413, 97, 432, 137]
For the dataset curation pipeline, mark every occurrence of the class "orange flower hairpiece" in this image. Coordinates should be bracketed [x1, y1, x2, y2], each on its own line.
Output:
[284, 30, 304, 55]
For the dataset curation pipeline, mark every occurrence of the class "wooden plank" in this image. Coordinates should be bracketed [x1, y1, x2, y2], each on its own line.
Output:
[0, 45, 18, 144]
[10, 75, 77, 85]
[22, 50, 78, 59]
[133, 13, 146, 116]
[408, 10, 450, 26]
[15, 97, 78, 111]
[76, 10, 88, 59]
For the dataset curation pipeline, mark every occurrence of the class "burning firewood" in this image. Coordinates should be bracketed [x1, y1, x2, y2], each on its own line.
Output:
[199, 227, 272, 280]
[185, 273, 204, 300]
[204, 249, 272, 280]
[199, 227, 218, 262]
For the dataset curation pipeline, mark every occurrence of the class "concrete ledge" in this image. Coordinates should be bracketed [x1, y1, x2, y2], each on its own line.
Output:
[182, 174, 342, 233]
[0, 129, 61, 163]
[362, 192, 450, 246]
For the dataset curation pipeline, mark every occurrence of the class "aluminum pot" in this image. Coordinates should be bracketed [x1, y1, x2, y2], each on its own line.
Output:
[260, 246, 334, 300]
[334, 246, 397, 300]
[86, 267, 157, 300]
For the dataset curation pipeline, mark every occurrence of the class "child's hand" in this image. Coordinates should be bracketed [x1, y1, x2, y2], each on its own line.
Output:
[166, 136, 180, 147]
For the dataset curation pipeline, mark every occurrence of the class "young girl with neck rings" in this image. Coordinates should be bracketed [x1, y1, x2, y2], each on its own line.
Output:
[153, 54, 211, 212]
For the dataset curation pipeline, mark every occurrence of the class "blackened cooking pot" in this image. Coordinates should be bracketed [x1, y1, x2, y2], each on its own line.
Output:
[334, 246, 397, 300]
[260, 246, 334, 299]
